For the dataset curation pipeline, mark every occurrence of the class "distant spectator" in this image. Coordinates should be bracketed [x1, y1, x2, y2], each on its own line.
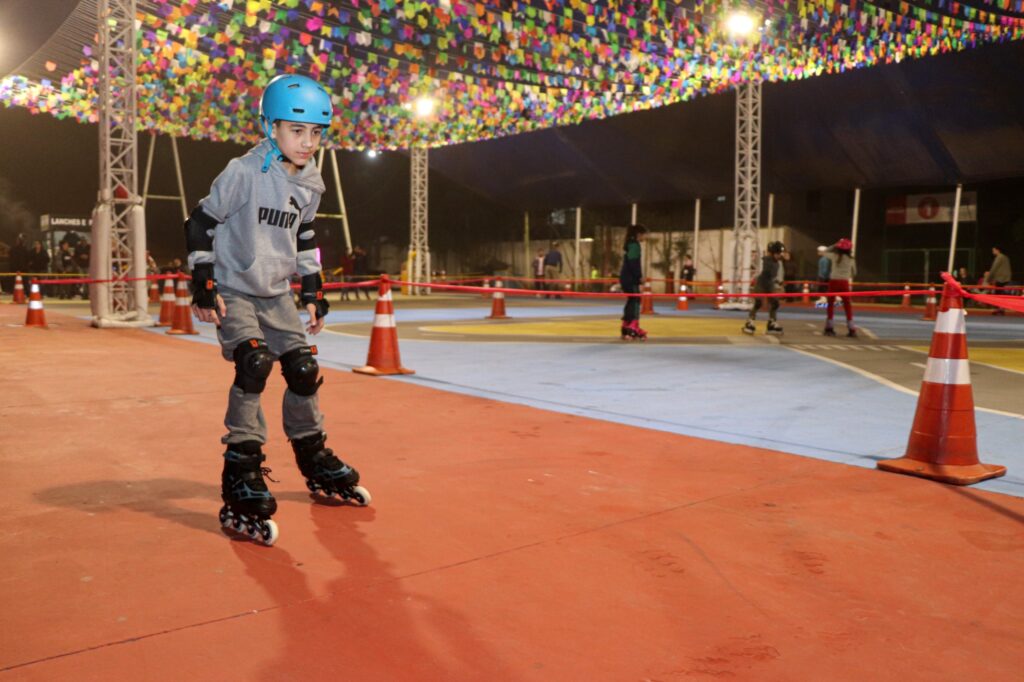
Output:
[681, 254, 696, 285]
[352, 246, 371, 300]
[532, 248, 545, 295]
[57, 241, 76, 299]
[543, 242, 563, 299]
[145, 250, 158, 276]
[984, 246, 1012, 315]
[76, 239, 91, 300]
[5, 233, 28, 293]
[338, 248, 355, 301]
[28, 240, 50, 295]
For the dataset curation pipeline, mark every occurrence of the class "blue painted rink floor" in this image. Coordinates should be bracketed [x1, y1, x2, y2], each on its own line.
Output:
[146, 303, 1024, 498]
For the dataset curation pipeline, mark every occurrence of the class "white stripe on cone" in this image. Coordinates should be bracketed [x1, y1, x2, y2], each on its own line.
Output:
[29, 300, 43, 310]
[381, 290, 393, 302]
[373, 314, 396, 328]
[923, 357, 971, 385]
[934, 310, 966, 334]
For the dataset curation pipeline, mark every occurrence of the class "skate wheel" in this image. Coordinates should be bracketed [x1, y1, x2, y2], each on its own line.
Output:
[259, 520, 279, 546]
[219, 507, 231, 526]
[349, 485, 372, 506]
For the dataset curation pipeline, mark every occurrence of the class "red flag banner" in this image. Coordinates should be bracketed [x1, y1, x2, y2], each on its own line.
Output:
[886, 192, 978, 225]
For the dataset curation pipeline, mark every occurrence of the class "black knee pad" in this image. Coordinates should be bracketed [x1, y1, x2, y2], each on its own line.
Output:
[233, 339, 274, 393]
[279, 346, 323, 397]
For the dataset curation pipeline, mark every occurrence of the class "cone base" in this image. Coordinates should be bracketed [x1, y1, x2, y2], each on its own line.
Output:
[353, 365, 415, 376]
[166, 329, 199, 336]
[876, 457, 1006, 485]
[25, 322, 48, 328]
[486, 314, 510, 320]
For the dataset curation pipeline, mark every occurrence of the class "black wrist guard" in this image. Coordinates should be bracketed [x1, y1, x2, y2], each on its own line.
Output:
[300, 273, 329, 320]
[191, 263, 218, 309]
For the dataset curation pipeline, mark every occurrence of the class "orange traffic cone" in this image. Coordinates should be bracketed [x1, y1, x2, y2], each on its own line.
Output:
[353, 275, 414, 376]
[24, 280, 47, 328]
[166, 277, 198, 335]
[157, 277, 176, 326]
[712, 282, 725, 310]
[487, 279, 509, 319]
[11, 273, 26, 304]
[148, 278, 160, 303]
[481, 278, 491, 298]
[901, 283, 912, 309]
[801, 281, 811, 306]
[922, 286, 937, 321]
[877, 283, 1005, 485]
[640, 278, 656, 314]
[676, 283, 689, 311]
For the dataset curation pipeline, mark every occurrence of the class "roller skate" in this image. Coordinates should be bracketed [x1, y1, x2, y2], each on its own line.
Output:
[846, 327, 858, 338]
[219, 442, 279, 546]
[292, 433, 371, 505]
[620, 319, 647, 341]
[766, 321, 784, 336]
[823, 325, 836, 337]
[742, 320, 756, 335]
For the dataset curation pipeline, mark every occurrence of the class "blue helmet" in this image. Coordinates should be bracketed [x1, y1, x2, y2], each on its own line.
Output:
[259, 74, 332, 171]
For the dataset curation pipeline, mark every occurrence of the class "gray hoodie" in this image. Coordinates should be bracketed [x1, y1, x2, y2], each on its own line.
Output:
[189, 139, 326, 297]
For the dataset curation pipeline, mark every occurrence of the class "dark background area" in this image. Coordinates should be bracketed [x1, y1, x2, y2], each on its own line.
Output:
[1, 35, 1022, 281]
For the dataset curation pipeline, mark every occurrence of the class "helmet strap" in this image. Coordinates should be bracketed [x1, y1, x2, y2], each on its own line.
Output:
[261, 117, 284, 173]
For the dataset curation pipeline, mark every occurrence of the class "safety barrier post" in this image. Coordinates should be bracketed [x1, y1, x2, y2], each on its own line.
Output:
[877, 282, 1005, 484]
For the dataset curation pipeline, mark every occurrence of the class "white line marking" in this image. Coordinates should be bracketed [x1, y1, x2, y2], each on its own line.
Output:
[783, 346, 1023, 420]
[911, 362, 927, 369]
[859, 327, 878, 339]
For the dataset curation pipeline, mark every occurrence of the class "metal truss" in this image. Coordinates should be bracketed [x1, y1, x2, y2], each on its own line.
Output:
[732, 80, 762, 299]
[408, 147, 430, 294]
[93, 0, 150, 326]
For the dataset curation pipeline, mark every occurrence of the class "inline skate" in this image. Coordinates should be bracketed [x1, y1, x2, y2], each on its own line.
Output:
[219, 442, 279, 545]
[766, 321, 784, 335]
[823, 325, 836, 337]
[292, 433, 371, 505]
[742, 320, 756, 335]
[620, 319, 648, 341]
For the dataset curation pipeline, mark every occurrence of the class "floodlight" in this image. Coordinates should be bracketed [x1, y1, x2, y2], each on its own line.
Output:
[725, 11, 756, 37]
[414, 95, 436, 118]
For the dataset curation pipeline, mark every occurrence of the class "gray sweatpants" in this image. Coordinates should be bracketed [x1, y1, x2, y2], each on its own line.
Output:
[216, 287, 324, 445]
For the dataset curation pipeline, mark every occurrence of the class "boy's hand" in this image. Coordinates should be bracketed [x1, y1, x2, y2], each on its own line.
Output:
[193, 294, 226, 326]
[305, 303, 325, 335]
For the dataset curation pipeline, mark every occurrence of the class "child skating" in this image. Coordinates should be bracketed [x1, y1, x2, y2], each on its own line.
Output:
[743, 241, 786, 335]
[186, 74, 369, 546]
[823, 238, 858, 337]
[619, 223, 648, 340]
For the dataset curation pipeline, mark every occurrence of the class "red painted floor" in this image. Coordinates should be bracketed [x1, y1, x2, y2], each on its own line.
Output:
[1, 305, 1022, 681]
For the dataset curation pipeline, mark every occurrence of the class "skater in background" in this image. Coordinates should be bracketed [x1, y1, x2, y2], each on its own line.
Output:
[620, 223, 648, 340]
[743, 241, 786, 335]
[815, 245, 831, 306]
[824, 238, 857, 337]
[185, 74, 368, 546]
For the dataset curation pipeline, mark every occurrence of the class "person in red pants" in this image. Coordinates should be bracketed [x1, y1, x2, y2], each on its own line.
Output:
[824, 238, 857, 337]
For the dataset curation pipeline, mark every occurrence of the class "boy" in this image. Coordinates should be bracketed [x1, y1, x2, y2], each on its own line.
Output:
[185, 74, 369, 546]
[743, 241, 786, 335]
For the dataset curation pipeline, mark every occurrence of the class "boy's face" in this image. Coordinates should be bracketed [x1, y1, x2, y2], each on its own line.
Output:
[272, 120, 324, 168]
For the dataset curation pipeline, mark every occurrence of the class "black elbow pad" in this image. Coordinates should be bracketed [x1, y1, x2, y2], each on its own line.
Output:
[184, 207, 218, 253]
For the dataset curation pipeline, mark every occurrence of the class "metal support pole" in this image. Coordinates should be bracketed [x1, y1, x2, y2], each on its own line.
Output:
[574, 206, 582, 287]
[766, 192, 774, 249]
[170, 135, 188, 221]
[693, 197, 701, 282]
[142, 132, 155, 204]
[523, 211, 530, 278]
[947, 183, 963, 274]
[850, 187, 861, 257]
[631, 202, 637, 225]
[329, 150, 353, 255]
